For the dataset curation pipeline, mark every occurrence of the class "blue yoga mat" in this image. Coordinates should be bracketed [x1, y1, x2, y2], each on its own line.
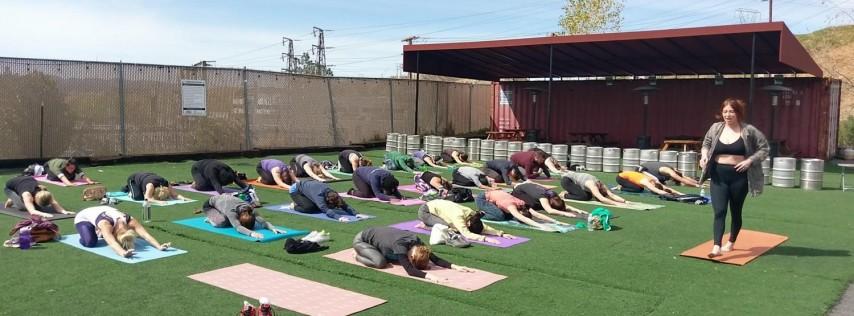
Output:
[58, 234, 188, 264]
[108, 192, 197, 206]
[263, 204, 374, 223]
[172, 217, 307, 242]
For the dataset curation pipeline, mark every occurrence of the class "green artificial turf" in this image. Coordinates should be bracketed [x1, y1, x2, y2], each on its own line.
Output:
[0, 150, 852, 315]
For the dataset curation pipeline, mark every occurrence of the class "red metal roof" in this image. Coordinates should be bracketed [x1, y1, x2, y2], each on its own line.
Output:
[403, 22, 822, 81]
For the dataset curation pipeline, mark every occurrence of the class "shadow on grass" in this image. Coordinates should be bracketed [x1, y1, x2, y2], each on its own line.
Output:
[769, 246, 851, 257]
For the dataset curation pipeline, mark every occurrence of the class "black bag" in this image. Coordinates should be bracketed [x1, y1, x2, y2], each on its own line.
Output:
[659, 193, 709, 205]
[446, 188, 474, 203]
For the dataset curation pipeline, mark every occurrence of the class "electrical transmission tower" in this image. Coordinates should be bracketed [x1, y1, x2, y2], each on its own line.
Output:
[312, 27, 330, 75]
[736, 8, 760, 23]
[281, 37, 296, 73]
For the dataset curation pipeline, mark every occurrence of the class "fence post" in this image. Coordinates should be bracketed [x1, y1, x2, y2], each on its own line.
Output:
[242, 67, 251, 151]
[119, 61, 127, 156]
[468, 84, 473, 133]
[388, 80, 395, 133]
[434, 83, 439, 134]
[326, 78, 339, 146]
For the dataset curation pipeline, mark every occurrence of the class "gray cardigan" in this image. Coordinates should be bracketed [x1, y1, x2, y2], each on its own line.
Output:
[700, 122, 770, 196]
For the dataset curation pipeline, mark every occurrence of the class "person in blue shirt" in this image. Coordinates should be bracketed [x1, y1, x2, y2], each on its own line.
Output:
[289, 180, 366, 222]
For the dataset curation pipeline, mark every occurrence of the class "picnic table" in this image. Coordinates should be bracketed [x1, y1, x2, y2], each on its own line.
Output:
[487, 130, 524, 141]
[568, 132, 608, 146]
[660, 139, 702, 152]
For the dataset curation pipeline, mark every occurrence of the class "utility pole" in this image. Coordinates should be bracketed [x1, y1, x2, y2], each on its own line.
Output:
[762, 0, 773, 22]
[281, 37, 296, 73]
[401, 36, 420, 79]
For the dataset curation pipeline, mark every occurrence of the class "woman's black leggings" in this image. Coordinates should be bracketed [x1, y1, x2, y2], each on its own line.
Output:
[710, 163, 748, 246]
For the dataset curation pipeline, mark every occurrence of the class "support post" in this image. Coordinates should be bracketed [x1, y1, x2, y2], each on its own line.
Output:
[389, 80, 395, 132]
[242, 67, 251, 151]
[119, 61, 126, 156]
[414, 52, 420, 135]
[546, 45, 554, 142]
[748, 32, 757, 121]
[326, 78, 339, 146]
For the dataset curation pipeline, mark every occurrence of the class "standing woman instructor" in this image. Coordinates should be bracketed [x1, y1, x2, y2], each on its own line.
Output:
[699, 98, 769, 258]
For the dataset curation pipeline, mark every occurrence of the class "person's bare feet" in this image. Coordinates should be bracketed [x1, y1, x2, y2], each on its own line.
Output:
[4, 199, 12, 208]
[414, 222, 428, 230]
[708, 245, 722, 258]
[721, 242, 734, 252]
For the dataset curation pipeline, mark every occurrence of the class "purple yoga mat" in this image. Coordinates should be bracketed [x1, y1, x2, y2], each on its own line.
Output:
[390, 220, 530, 248]
[173, 185, 239, 196]
[339, 193, 425, 206]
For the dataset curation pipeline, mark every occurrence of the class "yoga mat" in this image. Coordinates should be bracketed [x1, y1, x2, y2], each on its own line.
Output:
[263, 204, 375, 222]
[389, 220, 530, 248]
[172, 217, 307, 242]
[245, 179, 286, 191]
[680, 230, 788, 266]
[328, 169, 355, 178]
[109, 192, 196, 206]
[325, 249, 506, 291]
[0, 207, 75, 220]
[173, 184, 239, 196]
[338, 192, 425, 206]
[562, 198, 664, 210]
[58, 234, 187, 264]
[398, 184, 421, 194]
[189, 263, 386, 315]
[33, 175, 89, 187]
[482, 219, 577, 233]
[451, 184, 512, 192]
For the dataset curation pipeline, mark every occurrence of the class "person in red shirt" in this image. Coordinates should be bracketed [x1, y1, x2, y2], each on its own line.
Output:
[510, 150, 550, 179]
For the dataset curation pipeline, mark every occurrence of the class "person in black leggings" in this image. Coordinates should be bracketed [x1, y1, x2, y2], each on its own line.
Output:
[699, 98, 769, 258]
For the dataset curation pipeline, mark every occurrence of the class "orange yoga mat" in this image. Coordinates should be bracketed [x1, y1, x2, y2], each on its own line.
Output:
[680, 230, 788, 266]
[247, 179, 287, 191]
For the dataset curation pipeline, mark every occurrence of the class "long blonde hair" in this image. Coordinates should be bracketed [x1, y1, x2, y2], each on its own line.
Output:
[153, 186, 171, 201]
[114, 221, 137, 250]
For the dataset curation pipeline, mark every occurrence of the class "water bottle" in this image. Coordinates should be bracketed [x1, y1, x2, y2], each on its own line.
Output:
[142, 200, 152, 222]
[19, 227, 32, 250]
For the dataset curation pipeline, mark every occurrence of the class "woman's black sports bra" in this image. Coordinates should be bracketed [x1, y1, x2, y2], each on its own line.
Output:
[713, 137, 747, 156]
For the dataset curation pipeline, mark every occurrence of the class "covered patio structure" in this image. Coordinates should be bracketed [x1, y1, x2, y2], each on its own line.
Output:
[402, 22, 842, 159]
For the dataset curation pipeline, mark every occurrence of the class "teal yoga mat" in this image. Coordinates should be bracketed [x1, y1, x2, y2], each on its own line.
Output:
[482, 219, 577, 233]
[109, 192, 197, 206]
[58, 234, 188, 264]
[172, 217, 307, 242]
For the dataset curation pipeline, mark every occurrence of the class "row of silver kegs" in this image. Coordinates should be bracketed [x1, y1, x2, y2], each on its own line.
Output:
[386, 133, 825, 190]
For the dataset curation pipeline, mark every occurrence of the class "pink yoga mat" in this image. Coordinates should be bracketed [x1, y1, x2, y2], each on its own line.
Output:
[33, 175, 89, 187]
[325, 249, 506, 291]
[398, 184, 421, 194]
[339, 192, 425, 206]
[389, 220, 530, 248]
[189, 263, 386, 315]
[173, 185, 238, 196]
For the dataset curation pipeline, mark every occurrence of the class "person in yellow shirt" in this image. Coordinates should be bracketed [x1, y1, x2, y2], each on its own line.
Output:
[416, 199, 515, 244]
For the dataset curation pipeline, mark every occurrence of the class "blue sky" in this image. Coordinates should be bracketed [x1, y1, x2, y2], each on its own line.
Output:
[1, 0, 852, 77]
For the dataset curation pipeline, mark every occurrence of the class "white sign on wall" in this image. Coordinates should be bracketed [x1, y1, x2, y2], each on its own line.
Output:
[181, 79, 207, 116]
[499, 87, 512, 106]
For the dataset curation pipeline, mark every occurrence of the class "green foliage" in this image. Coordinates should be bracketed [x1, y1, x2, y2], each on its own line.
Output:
[840, 115, 854, 147]
[558, 0, 624, 35]
[292, 52, 334, 77]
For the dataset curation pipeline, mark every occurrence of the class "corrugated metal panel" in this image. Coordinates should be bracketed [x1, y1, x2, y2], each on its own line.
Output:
[471, 84, 492, 131]
[248, 73, 333, 149]
[496, 77, 835, 158]
[123, 66, 244, 155]
[330, 77, 391, 145]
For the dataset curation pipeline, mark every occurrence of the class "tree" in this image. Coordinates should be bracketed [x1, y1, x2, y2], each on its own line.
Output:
[558, 0, 624, 35]
[292, 52, 334, 77]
